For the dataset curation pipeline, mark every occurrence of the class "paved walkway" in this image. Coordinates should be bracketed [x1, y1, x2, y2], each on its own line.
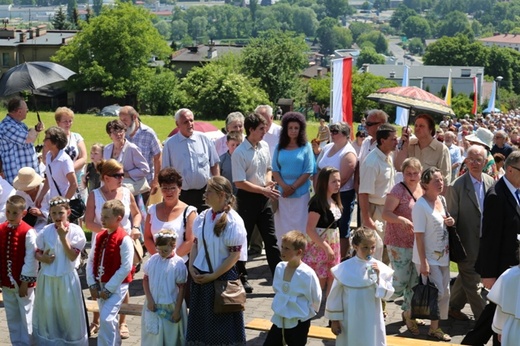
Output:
[0, 248, 491, 345]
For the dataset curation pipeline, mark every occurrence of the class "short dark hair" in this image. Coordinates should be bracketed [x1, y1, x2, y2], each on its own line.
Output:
[415, 114, 436, 137]
[376, 123, 396, 146]
[7, 97, 25, 113]
[105, 119, 126, 135]
[244, 113, 266, 136]
[158, 167, 183, 188]
[45, 126, 68, 150]
[279, 112, 307, 148]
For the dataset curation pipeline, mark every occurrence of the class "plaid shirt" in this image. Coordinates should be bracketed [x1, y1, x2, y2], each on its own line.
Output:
[126, 122, 161, 183]
[0, 115, 39, 184]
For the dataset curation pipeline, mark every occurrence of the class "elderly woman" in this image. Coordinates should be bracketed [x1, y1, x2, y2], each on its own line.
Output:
[272, 112, 315, 241]
[85, 158, 141, 339]
[215, 112, 245, 156]
[103, 119, 150, 197]
[36, 126, 78, 203]
[412, 167, 454, 341]
[396, 114, 451, 183]
[55, 107, 87, 196]
[316, 122, 357, 258]
[382, 158, 424, 335]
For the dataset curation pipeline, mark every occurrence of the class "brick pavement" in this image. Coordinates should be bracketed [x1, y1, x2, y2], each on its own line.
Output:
[0, 249, 491, 345]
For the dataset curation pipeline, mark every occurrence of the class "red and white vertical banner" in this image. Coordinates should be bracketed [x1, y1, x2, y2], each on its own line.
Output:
[472, 76, 478, 115]
[331, 57, 353, 126]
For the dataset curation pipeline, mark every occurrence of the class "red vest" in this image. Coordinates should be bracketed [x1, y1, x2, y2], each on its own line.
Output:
[0, 221, 36, 289]
[92, 227, 133, 284]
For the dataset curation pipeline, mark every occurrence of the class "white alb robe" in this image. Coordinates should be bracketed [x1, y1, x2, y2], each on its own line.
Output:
[325, 256, 394, 346]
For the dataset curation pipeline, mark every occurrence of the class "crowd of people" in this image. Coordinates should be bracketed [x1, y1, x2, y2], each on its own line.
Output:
[1, 96, 520, 346]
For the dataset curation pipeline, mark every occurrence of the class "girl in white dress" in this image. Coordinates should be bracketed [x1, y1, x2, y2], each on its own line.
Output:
[142, 229, 188, 345]
[33, 196, 88, 345]
[325, 227, 394, 346]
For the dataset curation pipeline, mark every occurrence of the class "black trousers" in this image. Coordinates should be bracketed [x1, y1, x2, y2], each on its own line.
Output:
[263, 319, 311, 346]
[180, 187, 207, 214]
[462, 302, 500, 346]
[235, 189, 281, 276]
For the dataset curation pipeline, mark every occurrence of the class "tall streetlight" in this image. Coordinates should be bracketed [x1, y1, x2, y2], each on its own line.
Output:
[496, 76, 503, 110]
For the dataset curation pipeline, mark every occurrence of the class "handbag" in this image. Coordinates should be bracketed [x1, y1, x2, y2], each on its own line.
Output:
[122, 177, 150, 196]
[411, 275, 440, 320]
[440, 197, 467, 262]
[22, 207, 38, 227]
[47, 165, 86, 222]
[271, 148, 282, 213]
[201, 212, 246, 314]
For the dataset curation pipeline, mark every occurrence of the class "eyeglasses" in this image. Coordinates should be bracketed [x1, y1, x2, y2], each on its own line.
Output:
[467, 158, 485, 164]
[330, 129, 340, 135]
[108, 173, 125, 179]
[509, 165, 520, 173]
[365, 121, 382, 127]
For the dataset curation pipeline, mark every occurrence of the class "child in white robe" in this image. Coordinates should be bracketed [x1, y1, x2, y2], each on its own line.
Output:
[264, 231, 322, 346]
[325, 227, 394, 346]
[33, 196, 88, 345]
[488, 237, 520, 346]
[142, 229, 188, 345]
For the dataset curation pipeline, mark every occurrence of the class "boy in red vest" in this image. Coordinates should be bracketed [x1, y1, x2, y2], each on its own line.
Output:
[0, 195, 38, 345]
[87, 199, 134, 346]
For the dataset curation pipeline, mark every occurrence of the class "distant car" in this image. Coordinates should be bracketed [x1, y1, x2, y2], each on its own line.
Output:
[97, 105, 121, 117]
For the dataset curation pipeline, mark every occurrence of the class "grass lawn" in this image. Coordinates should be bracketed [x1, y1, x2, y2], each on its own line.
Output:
[23, 111, 325, 155]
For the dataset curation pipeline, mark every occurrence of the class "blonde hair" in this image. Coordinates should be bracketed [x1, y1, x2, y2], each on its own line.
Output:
[351, 227, 376, 246]
[282, 231, 307, 252]
[206, 176, 236, 237]
[97, 159, 123, 178]
[102, 199, 125, 218]
[154, 229, 177, 247]
[54, 107, 74, 122]
[91, 142, 104, 154]
[6, 195, 26, 211]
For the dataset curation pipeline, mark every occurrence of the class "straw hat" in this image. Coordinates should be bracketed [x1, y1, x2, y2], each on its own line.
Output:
[465, 128, 494, 151]
[13, 167, 43, 191]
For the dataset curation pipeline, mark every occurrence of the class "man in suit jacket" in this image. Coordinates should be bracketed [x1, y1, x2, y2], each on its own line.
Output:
[447, 145, 494, 321]
[463, 149, 520, 345]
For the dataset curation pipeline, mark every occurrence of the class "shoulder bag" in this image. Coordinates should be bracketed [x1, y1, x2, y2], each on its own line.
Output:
[46, 165, 86, 222]
[440, 196, 467, 262]
[201, 213, 246, 314]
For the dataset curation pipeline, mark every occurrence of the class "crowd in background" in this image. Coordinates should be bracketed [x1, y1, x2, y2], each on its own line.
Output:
[1, 97, 520, 345]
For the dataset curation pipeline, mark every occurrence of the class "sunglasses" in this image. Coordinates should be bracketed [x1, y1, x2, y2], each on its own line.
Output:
[108, 173, 125, 179]
[330, 129, 340, 135]
[365, 121, 382, 127]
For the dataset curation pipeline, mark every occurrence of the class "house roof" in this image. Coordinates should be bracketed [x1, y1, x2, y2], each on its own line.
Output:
[480, 34, 520, 45]
[170, 45, 243, 63]
[364, 64, 484, 78]
[0, 30, 76, 47]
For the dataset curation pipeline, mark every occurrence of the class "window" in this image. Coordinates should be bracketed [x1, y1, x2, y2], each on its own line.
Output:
[2, 53, 9, 67]
[461, 69, 471, 77]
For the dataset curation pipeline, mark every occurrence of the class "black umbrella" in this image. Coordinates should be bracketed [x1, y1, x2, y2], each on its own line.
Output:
[0, 61, 76, 121]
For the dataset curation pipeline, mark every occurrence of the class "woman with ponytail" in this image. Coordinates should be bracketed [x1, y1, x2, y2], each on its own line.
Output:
[186, 176, 247, 346]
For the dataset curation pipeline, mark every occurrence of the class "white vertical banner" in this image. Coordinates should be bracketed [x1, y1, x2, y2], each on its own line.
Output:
[395, 65, 409, 126]
[331, 58, 344, 124]
[487, 81, 496, 112]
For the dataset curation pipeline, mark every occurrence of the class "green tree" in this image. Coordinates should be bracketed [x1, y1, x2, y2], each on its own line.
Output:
[436, 11, 472, 38]
[349, 22, 373, 42]
[52, 2, 171, 98]
[241, 30, 308, 103]
[402, 16, 431, 41]
[181, 56, 269, 119]
[357, 31, 388, 54]
[324, 0, 353, 18]
[171, 20, 188, 41]
[423, 35, 488, 66]
[351, 71, 397, 121]
[93, 0, 102, 16]
[155, 21, 170, 40]
[451, 93, 473, 118]
[85, 5, 93, 23]
[308, 76, 330, 105]
[317, 17, 352, 54]
[389, 4, 417, 31]
[52, 6, 69, 30]
[356, 47, 385, 68]
[67, 0, 77, 20]
[408, 37, 425, 54]
[138, 69, 184, 115]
